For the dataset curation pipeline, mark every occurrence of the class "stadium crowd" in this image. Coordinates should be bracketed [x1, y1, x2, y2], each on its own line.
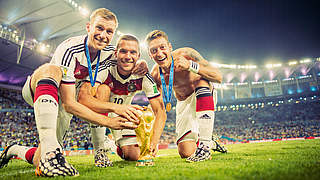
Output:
[1, 87, 320, 149]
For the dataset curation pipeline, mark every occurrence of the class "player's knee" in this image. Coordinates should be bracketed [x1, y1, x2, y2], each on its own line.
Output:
[33, 64, 62, 85]
[178, 149, 194, 158]
[123, 152, 139, 161]
[178, 141, 197, 158]
[121, 144, 140, 161]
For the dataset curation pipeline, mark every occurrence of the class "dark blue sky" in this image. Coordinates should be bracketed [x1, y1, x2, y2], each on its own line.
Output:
[88, 0, 320, 65]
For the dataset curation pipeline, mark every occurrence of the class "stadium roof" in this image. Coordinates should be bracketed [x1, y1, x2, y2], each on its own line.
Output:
[0, 0, 88, 86]
[0, 0, 87, 45]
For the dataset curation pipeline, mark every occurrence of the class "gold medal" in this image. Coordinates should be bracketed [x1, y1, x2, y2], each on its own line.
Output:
[166, 103, 172, 112]
[90, 86, 97, 96]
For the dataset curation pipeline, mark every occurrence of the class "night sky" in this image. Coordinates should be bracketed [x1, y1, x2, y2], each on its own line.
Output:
[87, 0, 319, 65]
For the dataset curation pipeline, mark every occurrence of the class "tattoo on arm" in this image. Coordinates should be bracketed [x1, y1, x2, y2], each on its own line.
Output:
[188, 49, 209, 66]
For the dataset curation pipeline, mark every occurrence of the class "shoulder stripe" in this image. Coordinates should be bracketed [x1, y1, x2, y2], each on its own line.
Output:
[103, 45, 115, 51]
[101, 54, 113, 62]
[98, 60, 117, 72]
[62, 44, 84, 66]
[145, 73, 156, 84]
[66, 48, 85, 67]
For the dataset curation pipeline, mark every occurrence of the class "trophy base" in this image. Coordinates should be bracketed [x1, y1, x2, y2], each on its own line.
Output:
[136, 159, 154, 167]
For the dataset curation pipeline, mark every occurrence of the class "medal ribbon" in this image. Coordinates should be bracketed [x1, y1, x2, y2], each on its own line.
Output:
[159, 56, 174, 106]
[85, 37, 101, 87]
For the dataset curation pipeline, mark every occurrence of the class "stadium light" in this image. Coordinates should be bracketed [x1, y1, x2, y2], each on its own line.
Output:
[266, 64, 273, 68]
[289, 61, 297, 66]
[79, 6, 89, 17]
[117, 30, 123, 36]
[140, 42, 147, 51]
[300, 59, 311, 63]
[37, 43, 50, 54]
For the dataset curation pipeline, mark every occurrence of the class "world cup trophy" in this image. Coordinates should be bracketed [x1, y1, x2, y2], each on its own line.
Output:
[135, 106, 155, 166]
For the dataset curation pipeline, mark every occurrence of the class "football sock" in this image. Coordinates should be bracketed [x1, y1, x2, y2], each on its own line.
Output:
[7, 145, 37, 164]
[91, 124, 106, 154]
[195, 87, 215, 149]
[33, 78, 60, 159]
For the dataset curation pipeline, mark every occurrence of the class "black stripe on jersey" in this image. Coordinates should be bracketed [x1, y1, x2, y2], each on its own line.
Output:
[98, 60, 117, 72]
[148, 94, 160, 100]
[66, 48, 85, 67]
[62, 44, 84, 66]
[145, 73, 156, 84]
[61, 80, 75, 85]
[100, 54, 113, 62]
[103, 45, 115, 51]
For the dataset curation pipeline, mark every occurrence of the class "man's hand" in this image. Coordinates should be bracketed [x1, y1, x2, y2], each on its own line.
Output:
[174, 56, 190, 71]
[113, 104, 144, 125]
[106, 116, 138, 130]
[132, 59, 149, 75]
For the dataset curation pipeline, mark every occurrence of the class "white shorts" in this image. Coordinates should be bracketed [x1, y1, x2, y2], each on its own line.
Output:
[175, 92, 199, 144]
[21, 76, 73, 146]
[175, 88, 217, 144]
[109, 113, 138, 147]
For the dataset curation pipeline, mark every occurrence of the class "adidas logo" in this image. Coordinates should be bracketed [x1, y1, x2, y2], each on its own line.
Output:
[199, 114, 211, 119]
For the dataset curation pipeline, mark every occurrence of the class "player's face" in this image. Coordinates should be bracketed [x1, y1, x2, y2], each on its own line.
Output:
[148, 37, 172, 67]
[115, 40, 140, 75]
[86, 16, 117, 50]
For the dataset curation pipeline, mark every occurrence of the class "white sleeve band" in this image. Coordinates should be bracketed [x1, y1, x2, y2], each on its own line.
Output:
[188, 60, 199, 74]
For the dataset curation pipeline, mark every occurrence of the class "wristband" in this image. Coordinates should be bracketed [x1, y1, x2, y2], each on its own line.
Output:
[188, 60, 199, 74]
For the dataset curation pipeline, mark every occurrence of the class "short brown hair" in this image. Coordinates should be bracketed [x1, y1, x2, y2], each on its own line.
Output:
[116, 34, 140, 51]
[90, 8, 118, 27]
[145, 30, 169, 45]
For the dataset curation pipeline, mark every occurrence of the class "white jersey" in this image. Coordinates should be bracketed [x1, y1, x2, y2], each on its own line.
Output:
[50, 35, 115, 86]
[95, 60, 160, 105]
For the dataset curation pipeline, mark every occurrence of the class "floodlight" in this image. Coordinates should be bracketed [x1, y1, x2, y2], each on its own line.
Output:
[79, 7, 89, 17]
[289, 61, 297, 65]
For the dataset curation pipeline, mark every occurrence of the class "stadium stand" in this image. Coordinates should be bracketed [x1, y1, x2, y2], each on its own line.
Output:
[1, 85, 319, 150]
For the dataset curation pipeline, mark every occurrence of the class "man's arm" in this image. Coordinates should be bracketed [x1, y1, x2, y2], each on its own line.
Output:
[60, 83, 138, 129]
[77, 82, 142, 123]
[132, 59, 149, 76]
[174, 47, 222, 83]
[149, 96, 167, 156]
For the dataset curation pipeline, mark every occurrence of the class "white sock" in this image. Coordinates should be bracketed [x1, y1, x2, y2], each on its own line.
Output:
[90, 124, 106, 154]
[34, 94, 60, 159]
[8, 145, 36, 163]
[197, 110, 214, 149]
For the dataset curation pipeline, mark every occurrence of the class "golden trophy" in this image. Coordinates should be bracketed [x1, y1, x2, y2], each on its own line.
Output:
[135, 107, 155, 166]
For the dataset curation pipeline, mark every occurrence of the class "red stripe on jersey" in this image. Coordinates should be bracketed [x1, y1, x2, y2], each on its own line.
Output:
[196, 96, 214, 111]
[34, 84, 58, 103]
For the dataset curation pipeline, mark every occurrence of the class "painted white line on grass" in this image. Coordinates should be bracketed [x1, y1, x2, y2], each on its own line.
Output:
[0, 169, 34, 177]
[156, 154, 170, 157]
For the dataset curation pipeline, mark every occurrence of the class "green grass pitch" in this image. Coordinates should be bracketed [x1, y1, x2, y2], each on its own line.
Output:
[1, 139, 319, 179]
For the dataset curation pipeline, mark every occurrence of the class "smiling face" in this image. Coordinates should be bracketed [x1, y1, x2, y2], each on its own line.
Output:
[86, 16, 117, 50]
[148, 36, 172, 68]
[115, 39, 140, 76]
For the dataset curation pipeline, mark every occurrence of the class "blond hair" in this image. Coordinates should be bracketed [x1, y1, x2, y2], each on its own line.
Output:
[90, 8, 118, 27]
[145, 30, 169, 45]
